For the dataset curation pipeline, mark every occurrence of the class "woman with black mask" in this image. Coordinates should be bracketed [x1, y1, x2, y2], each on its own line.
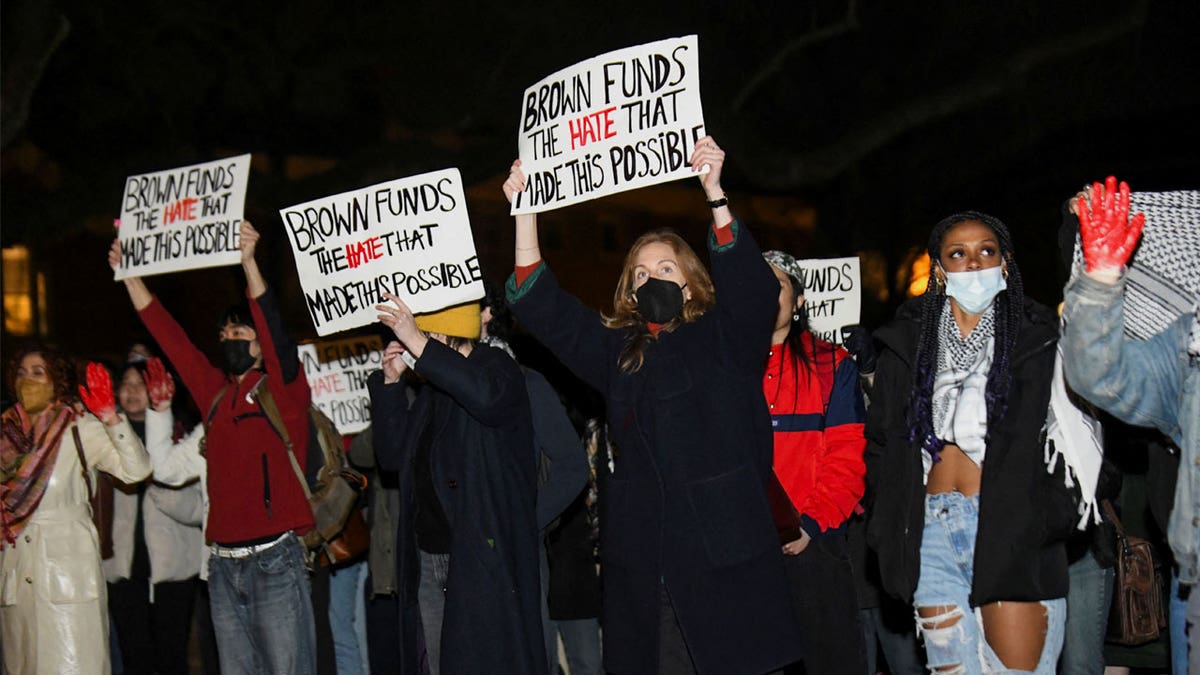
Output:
[501, 137, 803, 675]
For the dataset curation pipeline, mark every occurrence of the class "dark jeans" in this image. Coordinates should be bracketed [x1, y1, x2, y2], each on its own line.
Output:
[108, 576, 198, 675]
[659, 584, 697, 674]
[782, 530, 867, 675]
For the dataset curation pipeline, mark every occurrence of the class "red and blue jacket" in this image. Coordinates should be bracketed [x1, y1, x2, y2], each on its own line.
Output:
[765, 333, 867, 538]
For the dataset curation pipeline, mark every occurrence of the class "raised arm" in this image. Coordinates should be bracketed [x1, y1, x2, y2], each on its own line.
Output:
[504, 160, 542, 268]
[1060, 176, 1183, 443]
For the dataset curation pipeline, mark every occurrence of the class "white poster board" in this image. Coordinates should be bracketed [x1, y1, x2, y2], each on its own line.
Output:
[512, 35, 706, 214]
[298, 335, 383, 435]
[796, 257, 862, 345]
[114, 154, 252, 279]
[280, 168, 483, 336]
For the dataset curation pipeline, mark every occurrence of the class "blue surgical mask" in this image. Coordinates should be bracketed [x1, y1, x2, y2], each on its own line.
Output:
[943, 267, 1006, 314]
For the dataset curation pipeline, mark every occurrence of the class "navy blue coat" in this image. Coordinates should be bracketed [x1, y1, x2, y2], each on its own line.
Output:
[508, 221, 804, 674]
[369, 341, 547, 675]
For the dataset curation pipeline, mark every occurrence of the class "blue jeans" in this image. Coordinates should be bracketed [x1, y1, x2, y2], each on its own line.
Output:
[418, 550, 451, 675]
[556, 618, 603, 675]
[207, 534, 316, 675]
[328, 560, 369, 675]
[913, 492, 1066, 674]
[1060, 549, 1113, 675]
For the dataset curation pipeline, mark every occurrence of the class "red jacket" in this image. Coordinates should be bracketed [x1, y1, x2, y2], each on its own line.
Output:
[140, 289, 314, 544]
[764, 333, 866, 536]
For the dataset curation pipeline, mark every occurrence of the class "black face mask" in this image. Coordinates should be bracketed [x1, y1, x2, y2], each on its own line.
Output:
[634, 278, 686, 324]
[221, 339, 258, 375]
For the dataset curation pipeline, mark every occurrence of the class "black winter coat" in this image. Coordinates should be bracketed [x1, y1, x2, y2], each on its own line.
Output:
[509, 221, 804, 675]
[864, 296, 1076, 607]
[369, 341, 547, 675]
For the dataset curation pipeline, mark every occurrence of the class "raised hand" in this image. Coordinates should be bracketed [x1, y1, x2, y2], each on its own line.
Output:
[239, 220, 260, 263]
[689, 135, 726, 200]
[145, 357, 176, 411]
[503, 160, 527, 205]
[1076, 175, 1145, 277]
[78, 362, 118, 425]
[381, 341, 409, 384]
[376, 291, 429, 358]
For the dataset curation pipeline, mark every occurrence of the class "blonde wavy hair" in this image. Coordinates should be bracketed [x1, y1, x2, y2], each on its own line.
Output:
[602, 229, 716, 372]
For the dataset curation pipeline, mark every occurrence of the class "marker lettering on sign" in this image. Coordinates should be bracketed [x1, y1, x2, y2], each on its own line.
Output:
[284, 196, 371, 253]
[601, 45, 688, 104]
[568, 106, 618, 150]
[163, 198, 199, 225]
[522, 72, 593, 132]
[607, 125, 705, 185]
[619, 88, 683, 132]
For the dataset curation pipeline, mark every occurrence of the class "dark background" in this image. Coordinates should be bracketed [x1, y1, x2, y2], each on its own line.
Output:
[3, 0, 1198, 375]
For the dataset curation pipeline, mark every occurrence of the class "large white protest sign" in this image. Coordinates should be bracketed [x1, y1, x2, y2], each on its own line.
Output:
[114, 154, 251, 279]
[298, 336, 382, 435]
[512, 35, 706, 214]
[796, 257, 861, 345]
[281, 168, 483, 336]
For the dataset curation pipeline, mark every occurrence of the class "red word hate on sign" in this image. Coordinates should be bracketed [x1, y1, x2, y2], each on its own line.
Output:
[163, 198, 199, 225]
[568, 106, 618, 150]
[344, 236, 386, 269]
[311, 372, 347, 396]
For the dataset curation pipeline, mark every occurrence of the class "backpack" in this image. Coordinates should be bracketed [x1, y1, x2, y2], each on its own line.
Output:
[205, 380, 368, 565]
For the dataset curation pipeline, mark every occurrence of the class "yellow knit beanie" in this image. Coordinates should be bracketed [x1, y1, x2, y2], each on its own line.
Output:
[414, 302, 481, 340]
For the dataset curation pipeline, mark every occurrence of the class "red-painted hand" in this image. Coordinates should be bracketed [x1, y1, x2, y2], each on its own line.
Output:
[1075, 175, 1145, 273]
[145, 357, 176, 411]
[78, 362, 118, 424]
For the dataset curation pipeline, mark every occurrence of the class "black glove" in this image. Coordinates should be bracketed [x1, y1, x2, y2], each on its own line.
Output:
[840, 325, 877, 375]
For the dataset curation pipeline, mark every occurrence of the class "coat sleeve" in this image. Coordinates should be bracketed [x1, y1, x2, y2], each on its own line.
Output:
[707, 219, 781, 374]
[138, 298, 225, 412]
[525, 369, 588, 530]
[250, 288, 312, 470]
[507, 263, 619, 394]
[862, 345, 905, 511]
[77, 413, 151, 483]
[1061, 272, 1185, 445]
[145, 408, 206, 487]
[414, 342, 526, 429]
[368, 370, 412, 473]
[801, 357, 867, 531]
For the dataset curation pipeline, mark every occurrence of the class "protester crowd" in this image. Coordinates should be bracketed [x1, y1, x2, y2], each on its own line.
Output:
[1, 130, 1197, 675]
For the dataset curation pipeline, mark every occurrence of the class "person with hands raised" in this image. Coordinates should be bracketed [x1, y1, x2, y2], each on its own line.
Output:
[367, 292, 546, 675]
[1, 344, 150, 674]
[504, 137, 804, 674]
[1060, 175, 1200, 673]
[111, 219, 318, 674]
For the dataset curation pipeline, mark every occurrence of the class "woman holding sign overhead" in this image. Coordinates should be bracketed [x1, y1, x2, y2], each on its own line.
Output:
[503, 137, 803, 675]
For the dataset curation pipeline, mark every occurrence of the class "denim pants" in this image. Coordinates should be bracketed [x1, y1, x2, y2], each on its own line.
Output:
[418, 550, 451, 675]
[913, 492, 1066, 674]
[328, 560, 369, 675]
[207, 534, 316, 675]
[1059, 549, 1113, 675]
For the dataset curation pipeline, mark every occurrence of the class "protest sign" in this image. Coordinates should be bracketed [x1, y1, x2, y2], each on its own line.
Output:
[114, 154, 251, 279]
[281, 168, 483, 336]
[796, 257, 861, 345]
[512, 35, 706, 214]
[298, 335, 382, 435]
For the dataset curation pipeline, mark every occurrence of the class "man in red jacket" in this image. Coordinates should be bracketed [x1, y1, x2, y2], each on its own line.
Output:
[112, 221, 317, 674]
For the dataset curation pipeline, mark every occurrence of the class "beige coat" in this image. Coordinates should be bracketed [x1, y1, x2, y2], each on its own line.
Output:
[0, 412, 151, 674]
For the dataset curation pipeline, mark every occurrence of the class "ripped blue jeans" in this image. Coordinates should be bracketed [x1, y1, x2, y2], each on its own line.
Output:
[912, 492, 1065, 674]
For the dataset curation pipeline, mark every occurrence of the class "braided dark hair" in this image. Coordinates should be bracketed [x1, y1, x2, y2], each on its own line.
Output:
[907, 211, 1024, 459]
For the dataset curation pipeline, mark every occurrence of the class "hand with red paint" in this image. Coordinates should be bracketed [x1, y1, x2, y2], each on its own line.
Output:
[1075, 175, 1145, 282]
[79, 362, 119, 425]
[145, 357, 176, 412]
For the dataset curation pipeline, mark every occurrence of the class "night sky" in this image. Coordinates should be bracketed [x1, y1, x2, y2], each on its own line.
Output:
[3, 1, 1199, 368]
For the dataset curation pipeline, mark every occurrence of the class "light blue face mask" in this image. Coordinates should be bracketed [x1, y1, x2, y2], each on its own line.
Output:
[943, 266, 1006, 314]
